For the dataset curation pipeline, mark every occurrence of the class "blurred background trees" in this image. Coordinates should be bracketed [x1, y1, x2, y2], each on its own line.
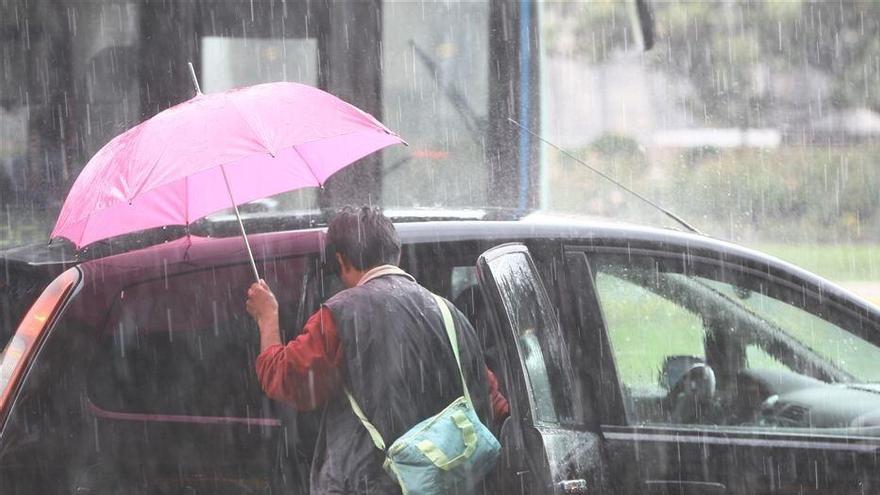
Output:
[543, 0, 880, 244]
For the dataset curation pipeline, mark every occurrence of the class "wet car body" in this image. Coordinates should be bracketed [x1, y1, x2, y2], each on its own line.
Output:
[2, 217, 880, 494]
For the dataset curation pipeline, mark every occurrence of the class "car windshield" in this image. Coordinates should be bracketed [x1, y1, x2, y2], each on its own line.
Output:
[698, 278, 880, 383]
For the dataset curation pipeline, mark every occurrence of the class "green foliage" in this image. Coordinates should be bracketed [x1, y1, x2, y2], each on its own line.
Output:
[753, 243, 880, 284]
[597, 272, 706, 392]
[653, 0, 880, 123]
[547, 144, 880, 244]
[664, 145, 880, 242]
[681, 146, 721, 166]
[589, 133, 643, 158]
[550, 1, 880, 125]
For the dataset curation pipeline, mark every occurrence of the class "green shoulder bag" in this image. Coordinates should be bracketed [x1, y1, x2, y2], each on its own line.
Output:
[344, 294, 501, 494]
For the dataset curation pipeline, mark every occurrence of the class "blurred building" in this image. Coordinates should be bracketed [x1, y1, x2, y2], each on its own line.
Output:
[0, 0, 542, 246]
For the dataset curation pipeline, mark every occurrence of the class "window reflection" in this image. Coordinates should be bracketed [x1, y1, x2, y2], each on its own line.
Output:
[489, 252, 576, 424]
[586, 251, 880, 431]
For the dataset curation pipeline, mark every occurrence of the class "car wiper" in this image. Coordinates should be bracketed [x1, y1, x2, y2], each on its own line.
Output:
[382, 41, 488, 180]
[408, 40, 486, 144]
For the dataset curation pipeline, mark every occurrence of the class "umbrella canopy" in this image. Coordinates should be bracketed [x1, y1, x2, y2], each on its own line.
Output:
[52, 82, 403, 249]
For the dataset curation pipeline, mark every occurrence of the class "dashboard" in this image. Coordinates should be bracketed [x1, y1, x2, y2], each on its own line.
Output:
[737, 369, 880, 432]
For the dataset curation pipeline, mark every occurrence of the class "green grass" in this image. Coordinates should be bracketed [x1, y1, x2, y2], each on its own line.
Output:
[751, 243, 880, 283]
[596, 263, 880, 408]
[596, 273, 707, 392]
[737, 291, 880, 382]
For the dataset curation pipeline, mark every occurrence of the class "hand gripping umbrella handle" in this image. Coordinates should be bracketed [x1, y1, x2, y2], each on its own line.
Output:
[220, 164, 260, 282]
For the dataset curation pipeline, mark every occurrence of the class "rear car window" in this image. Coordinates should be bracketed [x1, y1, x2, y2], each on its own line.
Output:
[88, 257, 308, 419]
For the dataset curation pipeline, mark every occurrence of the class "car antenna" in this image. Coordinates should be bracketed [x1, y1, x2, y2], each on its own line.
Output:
[508, 118, 703, 235]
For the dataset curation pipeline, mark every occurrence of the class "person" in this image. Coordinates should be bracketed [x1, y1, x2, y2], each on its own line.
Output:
[246, 205, 509, 494]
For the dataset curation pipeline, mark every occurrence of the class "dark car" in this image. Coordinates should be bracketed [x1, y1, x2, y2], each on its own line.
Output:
[2, 215, 880, 494]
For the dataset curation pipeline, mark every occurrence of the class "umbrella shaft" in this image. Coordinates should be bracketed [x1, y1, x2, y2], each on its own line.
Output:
[220, 164, 260, 282]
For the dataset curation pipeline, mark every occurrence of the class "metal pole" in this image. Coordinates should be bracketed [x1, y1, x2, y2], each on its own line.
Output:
[220, 164, 260, 282]
[187, 62, 202, 95]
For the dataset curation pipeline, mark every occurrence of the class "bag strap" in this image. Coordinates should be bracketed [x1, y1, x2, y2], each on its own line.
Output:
[344, 293, 472, 452]
[345, 388, 386, 451]
[431, 293, 473, 408]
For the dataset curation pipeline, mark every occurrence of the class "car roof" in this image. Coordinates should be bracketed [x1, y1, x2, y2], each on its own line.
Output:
[71, 216, 790, 283]
[51, 215, 878, 331]
[1, 207, 502, 268]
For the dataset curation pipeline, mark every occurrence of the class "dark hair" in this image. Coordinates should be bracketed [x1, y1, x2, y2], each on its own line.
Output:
[325, 206, 401, 271]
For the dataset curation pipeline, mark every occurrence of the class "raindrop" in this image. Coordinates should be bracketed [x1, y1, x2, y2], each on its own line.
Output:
[167, 307, 173, 342]
[212, 300, 219, 336]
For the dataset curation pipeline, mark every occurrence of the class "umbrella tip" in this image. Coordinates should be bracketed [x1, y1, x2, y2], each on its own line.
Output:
[187, 62, 203, 95]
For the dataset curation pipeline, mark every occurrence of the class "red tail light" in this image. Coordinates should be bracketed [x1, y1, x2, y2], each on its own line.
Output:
[0, 268, 80, 417]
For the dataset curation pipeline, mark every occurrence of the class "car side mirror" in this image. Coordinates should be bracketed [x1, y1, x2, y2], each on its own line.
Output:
[660, 355, 705, 390]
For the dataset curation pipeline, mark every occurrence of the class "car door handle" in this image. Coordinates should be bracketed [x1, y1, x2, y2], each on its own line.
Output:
[557, 479, 588, 494]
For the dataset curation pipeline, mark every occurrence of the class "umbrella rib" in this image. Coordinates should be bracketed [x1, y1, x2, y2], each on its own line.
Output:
[291, 145, 322, 186]
[131, 94, 270, 206]
[127, 129, 173, 202]
[77, 206, 94, 249]
[77, 122, 149, 228]
[64, 127, 394, 242]
[124, 128, 383, 217]
[185, 175, 190, 225]
[54, 83, 405, 248]
[228, 95, 275, 157]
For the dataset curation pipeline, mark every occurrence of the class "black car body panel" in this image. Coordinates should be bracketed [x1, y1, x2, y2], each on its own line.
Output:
[2, 217, 880, 493]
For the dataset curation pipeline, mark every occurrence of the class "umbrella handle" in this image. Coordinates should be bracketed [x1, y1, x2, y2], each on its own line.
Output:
[220, 165, 260, 283]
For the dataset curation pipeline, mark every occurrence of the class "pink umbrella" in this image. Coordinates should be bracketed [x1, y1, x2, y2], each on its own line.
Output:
[52, 78, 404, 280]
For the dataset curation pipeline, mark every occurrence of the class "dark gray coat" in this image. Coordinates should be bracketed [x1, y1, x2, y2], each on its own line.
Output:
[311, 273, 492, 494]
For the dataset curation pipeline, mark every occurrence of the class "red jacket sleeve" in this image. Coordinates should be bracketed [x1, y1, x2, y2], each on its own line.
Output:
[255, 306, 342, 410]
[486, 368, 510, 422]
[256, 305, 511, 421]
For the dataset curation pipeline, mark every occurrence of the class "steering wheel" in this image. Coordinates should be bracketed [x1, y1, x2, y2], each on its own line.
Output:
[665, 363, 717, 424]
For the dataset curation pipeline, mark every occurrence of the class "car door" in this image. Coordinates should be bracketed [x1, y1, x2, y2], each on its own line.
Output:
[0, 258, 313, 494]
[476, 243, 609, 494]
[563, 244, 880, 495]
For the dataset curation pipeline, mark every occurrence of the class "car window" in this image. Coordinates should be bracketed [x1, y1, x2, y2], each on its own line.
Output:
[700, 278, 880, 383]
[594, 268, 708, 423]
[746, 344, 792, 373]
[450, 265, 478, 301]
[89, 257, 308, 419]
[580, 250, 880, 432]
[0, 258, 312, 494]
[485, 250, 577, 425]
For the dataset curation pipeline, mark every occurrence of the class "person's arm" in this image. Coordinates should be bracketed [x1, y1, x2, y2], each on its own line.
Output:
[254, 307, 342, 410]
[247, 281, 342, 410]
[246, 280, 286, 352]
[486, 368, 510, 422]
